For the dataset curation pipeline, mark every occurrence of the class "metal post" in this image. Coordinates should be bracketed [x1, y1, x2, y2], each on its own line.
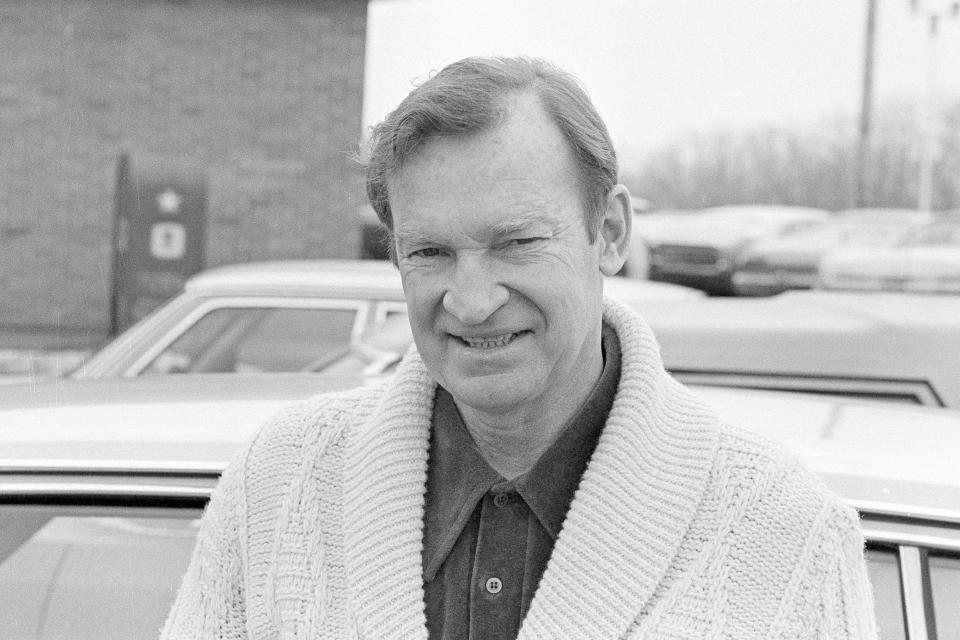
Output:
[854, 0, 877, 209]
[917, 12, 939, 212]
[912, 0, 960, 212]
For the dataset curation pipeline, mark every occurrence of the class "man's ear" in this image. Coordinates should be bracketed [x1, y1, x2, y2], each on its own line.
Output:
[597, 184, 632, 276]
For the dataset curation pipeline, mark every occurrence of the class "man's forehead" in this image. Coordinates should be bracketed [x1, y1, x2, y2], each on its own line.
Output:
[394, 209, 560, 239]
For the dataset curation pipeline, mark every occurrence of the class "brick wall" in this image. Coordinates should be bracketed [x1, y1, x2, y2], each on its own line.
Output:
[0, 0, 368, 334]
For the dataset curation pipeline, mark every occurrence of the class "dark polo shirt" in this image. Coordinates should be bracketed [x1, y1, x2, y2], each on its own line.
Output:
[422, 325, 621, 640]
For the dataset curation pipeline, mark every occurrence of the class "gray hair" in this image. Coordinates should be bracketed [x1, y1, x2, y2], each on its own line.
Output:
[361, 56, 619, 247]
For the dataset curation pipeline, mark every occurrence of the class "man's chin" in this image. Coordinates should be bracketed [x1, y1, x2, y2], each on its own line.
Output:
[441, 375, 536, 417]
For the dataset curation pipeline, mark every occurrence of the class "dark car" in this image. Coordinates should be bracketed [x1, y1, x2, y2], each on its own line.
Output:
[648, 205, 832, 295]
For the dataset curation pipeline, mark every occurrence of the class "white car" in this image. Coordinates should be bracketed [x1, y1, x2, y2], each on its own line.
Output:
[645, 289, 960, 408]
[819, 218, 960, 294]
[69, 259, 702, 380]
[65, 261, 960, 410]
[732, 209, 932, 296]
[0, 375, 957, 640]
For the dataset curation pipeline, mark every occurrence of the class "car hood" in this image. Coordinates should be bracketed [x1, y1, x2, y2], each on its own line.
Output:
[0, 375, 957, 514]
[697, 387, 960, 514]
[0, 374, 371, 469]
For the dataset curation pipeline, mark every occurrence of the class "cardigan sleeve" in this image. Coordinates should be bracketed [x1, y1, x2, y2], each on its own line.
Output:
[771, 500, 879, 639]
[160, 450, 250, 640]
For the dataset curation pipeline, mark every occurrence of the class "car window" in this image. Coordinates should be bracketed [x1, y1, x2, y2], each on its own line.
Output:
[0, 512, 198, 640]
[141, 306, 358, 374]
[865, 546, 905, 640]
[233, 307, 357, 372]
[930, 552, 960, 638]
[142, 306, 241, 373]
[314, 312, 411, 375]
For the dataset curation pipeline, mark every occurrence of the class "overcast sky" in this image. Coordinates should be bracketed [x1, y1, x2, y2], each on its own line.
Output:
[363, 0, 960, 168]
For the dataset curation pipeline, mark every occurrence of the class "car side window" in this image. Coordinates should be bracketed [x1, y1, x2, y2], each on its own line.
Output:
[141, 306, 358, 374]
[930, 552, 960, 638]
[233, 307, 357, 372]
[865, 546, 905, 640]
[0, 514, 198, 639]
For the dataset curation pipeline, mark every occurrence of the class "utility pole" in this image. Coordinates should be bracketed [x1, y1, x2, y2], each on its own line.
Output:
[854, 0, 878, 209]
[911, 0, 960, 212]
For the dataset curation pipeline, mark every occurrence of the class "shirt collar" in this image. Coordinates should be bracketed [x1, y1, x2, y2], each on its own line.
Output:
[516, 323, 621, 538]
[422, 324, 622, 581]
[422, 387, 501, 581]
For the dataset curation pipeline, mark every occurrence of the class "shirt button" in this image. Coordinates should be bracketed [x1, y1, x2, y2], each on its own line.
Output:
[493, 493, 510, 508]
[485, 577, 503, 594]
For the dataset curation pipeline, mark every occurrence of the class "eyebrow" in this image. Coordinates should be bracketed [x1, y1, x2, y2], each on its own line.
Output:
[488, 212, 558, 237]
[393, 211, 559, 248]
[393, 225, 436, 249]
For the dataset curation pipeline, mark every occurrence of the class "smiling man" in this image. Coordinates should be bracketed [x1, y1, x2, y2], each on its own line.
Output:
[388, 89, 624, 481]
[162, 57, 877, 639]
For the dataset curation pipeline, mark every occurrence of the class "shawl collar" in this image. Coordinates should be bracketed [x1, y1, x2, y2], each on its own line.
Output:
[343, 348, 435, 640]
[343, 297, 721, 639]
[517, 298, 721, 639]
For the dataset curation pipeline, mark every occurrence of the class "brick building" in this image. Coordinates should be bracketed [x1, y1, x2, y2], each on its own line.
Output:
[0, 0, 369, 336]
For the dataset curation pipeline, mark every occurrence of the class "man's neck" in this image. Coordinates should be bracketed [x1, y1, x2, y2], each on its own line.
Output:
[455, 359, 604, 480]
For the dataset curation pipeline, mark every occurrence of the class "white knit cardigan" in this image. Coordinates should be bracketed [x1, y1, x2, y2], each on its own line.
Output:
[162, 298, 877, 639]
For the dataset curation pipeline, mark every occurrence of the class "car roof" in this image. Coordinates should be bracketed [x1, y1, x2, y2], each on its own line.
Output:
[696, 205, 831, 223]
[1, 375, 957, 518]
[185, 259, 406, 300]
[183, 259, 702, 302]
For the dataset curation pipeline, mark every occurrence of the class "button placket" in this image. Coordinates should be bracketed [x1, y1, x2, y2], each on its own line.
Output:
[466, 488, 527, 637]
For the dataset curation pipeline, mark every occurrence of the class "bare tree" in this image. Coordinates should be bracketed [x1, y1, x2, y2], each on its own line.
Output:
[624, 99, 960, 212]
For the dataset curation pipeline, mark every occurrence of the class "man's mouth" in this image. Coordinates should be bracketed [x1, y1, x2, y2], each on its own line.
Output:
[457, 331, 526, 349]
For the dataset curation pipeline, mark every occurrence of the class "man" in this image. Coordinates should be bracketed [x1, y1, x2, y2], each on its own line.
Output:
[162, 57, 876, 639]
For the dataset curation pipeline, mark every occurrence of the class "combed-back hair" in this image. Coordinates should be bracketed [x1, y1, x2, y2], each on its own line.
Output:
[361, 56, 618, 246]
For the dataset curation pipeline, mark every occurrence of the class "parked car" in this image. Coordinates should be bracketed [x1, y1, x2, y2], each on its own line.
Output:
[316, 288, 960, 409]
[732, 208, 932, 296]
[646, 289, 960, 408]
[65, 260, 960, 409]
[70, 260, 407, 379]
[67, 259, 701, 380]
[0, 375, 957, 640]
[622, 208, 700, 279]
[58, 260, 960, 410]
[648, 205, 832, 295]
[819, 218, 960, 294]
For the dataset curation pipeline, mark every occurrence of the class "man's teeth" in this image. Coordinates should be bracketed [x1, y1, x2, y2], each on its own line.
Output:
[462, 333, 519, 349]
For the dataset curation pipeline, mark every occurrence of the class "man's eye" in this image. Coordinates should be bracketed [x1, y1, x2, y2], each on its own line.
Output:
[410, 247, 444, 258]
[507, 237, 544, 247]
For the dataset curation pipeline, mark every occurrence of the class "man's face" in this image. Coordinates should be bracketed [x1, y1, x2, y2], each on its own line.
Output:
[389, 93, 609, 419]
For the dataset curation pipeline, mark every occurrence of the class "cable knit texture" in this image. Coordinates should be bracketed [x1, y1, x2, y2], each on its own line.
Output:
[161, 297, 877, 639]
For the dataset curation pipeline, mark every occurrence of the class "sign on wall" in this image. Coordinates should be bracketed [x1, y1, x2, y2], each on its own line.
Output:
[109, 153, 207, 333]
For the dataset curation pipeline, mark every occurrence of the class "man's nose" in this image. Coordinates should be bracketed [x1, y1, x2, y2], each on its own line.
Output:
[442, 256, 509, 325]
